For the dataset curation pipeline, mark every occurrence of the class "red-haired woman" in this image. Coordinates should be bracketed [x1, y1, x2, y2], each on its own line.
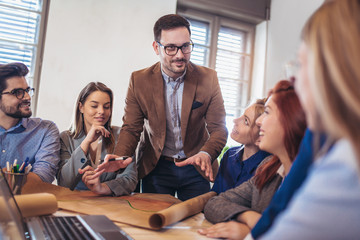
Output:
[198, 80, 306, 239]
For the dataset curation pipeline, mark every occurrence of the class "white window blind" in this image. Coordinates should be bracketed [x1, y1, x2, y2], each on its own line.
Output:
[216, 26, 249, 118]
[188, 19, 251, 118]
[0, 0, 44, 86]
[187, 17, 253, 146]
[189, 19, 209, 67]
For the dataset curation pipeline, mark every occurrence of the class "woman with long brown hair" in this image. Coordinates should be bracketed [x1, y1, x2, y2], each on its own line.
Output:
[57, 82, 137, 196]
[257, 0, 360, 239]
[199, 80, 306, 239]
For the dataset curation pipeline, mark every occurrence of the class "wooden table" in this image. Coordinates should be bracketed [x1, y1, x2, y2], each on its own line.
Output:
[56, 209, 213, 240]
[23, 176, 215, 240]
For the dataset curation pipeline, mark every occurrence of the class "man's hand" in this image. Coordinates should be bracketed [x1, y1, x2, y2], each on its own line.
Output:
[94, 154, 133, 177]
[198, 221, 250, 240]
[175, 152, 214, 181]
[79, 166, 111, 195]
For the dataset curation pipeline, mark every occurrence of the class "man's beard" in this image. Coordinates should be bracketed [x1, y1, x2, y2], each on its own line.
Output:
[0, 101, 32, 118]
[168, 58, 188, 74]
[6, 110, 32, 118]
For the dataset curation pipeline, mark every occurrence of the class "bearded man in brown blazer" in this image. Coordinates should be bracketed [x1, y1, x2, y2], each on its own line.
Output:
[98, 14, 228, 201]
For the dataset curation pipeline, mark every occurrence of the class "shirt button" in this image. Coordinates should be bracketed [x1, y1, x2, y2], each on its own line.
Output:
[2, 150, 5, 153]
[81, 158, 86, 163]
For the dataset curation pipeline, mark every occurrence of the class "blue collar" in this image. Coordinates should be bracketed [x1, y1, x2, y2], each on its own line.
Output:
[0, 118, 27, 133]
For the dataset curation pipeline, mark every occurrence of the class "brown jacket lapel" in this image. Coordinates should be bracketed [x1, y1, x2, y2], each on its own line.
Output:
[181, 63, 198, 143]
[151, 63, 166, 125]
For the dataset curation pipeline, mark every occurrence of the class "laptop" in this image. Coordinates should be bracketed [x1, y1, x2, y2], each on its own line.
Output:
[0, 170, 133, 240]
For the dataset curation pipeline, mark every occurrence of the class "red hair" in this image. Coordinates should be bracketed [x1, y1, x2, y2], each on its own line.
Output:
[254, 80, 307, 191]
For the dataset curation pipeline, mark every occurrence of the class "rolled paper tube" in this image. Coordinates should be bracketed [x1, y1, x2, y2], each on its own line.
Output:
[14, 193, 58, 217]
[149, 191, 217, 229]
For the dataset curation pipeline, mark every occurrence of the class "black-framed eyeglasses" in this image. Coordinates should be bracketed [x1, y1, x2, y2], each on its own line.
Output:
[0, 87, 35, 99]
[157, 40, 194, 56]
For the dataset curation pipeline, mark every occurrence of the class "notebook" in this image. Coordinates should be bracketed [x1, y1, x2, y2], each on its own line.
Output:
[0, 170, 133, 240]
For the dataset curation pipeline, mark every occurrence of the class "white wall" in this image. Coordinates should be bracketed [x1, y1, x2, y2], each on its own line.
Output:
[37, 0, 177, 131]
[37, 0, 325, 131]
[251, 21, 267, 100]
[263, 0, 323, 91]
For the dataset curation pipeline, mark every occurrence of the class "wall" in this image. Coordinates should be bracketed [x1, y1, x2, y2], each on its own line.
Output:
[251, 21, 267, 100]
[37, 0, 325, 131]
[36, 0, 177, 131]
[263, 0, 323, 91]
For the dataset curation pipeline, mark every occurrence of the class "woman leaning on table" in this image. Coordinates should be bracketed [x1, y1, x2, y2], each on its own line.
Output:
[256, 0, 360, 239]
[198, 80, 306, 240]
[57, 82, 137, 196]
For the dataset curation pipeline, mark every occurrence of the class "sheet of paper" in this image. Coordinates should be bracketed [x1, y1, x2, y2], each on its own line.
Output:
[22, 176, 216, 229]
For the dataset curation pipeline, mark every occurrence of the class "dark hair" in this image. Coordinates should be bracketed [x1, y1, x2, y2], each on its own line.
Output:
[254, 80, 307, 191]
[70, 82, 115, 152]
[0, 62, 29, 97]
[153, 14, 191, 42]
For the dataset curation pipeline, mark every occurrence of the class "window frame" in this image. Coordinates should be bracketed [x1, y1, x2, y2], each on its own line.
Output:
[178, 9, 256, 117]
[32, 0, 49, 116]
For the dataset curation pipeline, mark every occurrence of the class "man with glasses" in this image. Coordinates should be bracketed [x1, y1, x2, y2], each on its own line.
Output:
[102, 14, 227, 200]
[0, 62, 60, 183]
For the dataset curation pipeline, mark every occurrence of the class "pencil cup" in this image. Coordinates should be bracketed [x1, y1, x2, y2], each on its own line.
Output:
[4, 172, 28, 195]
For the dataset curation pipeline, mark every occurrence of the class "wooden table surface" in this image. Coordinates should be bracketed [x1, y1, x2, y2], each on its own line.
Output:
[56, 210, 214, 240]
[24, 175, 216, 239]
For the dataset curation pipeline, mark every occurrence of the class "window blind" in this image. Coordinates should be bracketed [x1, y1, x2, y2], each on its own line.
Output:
[188, 19, 250, 119]
[188, 18, 209, 67]
[216, 26, 249, 118]
[0, 0, 43, 85]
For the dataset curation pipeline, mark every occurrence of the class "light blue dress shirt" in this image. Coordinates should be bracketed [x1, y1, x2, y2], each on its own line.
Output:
[0, 118, 60, 183]
[260, 139, 360, 239]
[161, 70, 187, 159]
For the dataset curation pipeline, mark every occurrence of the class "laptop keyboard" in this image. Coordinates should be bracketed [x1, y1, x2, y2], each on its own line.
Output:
[40, 216, 95, 240]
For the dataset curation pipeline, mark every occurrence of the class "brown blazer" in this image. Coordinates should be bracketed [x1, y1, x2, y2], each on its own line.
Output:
[114, 62, 228, 179]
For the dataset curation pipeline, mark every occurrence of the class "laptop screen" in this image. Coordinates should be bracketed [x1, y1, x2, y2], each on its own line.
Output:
[0, 169, 26, 239]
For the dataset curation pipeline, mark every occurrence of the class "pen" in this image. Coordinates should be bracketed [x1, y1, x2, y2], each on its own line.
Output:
[13, 165, 19, 173]
[19, 157, 30, 173]
[19, 162, 25, 172]
[24, 157, 29, 166]
[25, 164, 32, 174]
[99, 156, 129, 163]
[109, 156, 129, 161]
